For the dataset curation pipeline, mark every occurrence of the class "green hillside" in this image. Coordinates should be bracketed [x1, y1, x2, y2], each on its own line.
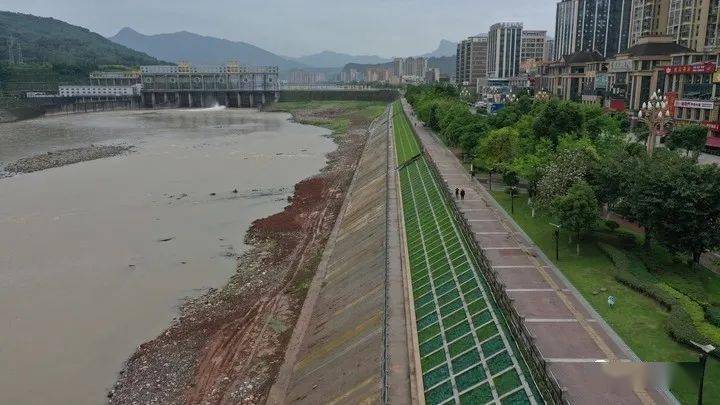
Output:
[0, 11, 160, 66]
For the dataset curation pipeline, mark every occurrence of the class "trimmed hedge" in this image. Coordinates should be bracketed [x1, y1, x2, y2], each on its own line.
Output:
[708, 306, 720, 328]
[599, 243, 720, 357]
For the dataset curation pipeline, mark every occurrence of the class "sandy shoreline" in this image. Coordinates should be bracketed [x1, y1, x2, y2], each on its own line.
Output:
[108, 104, 378, 404]
[4, 144, 133, 174]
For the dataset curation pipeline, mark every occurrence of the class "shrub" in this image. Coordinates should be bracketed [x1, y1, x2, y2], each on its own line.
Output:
[598, 243, 720, 355]
[604, 220, 620, 232]
[708, 306, 720, 328]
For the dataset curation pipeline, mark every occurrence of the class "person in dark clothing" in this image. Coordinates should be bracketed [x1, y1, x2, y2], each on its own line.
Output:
[455, 188, 460, 199]
[460, 189, 466, 200]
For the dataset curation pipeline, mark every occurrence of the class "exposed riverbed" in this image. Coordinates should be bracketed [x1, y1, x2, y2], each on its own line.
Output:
[0, 108, 335, 405]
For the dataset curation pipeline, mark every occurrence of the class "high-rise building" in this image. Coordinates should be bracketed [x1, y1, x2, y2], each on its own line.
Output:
[667, 0, 720, 51]
[545, 38, 556, 61]
[555, 0, 581, 59]
[487, 22, 523, 79]
[520, 30, 547, 64]
[455, 34, 488, 86]
[553, 0, 632, 59]
[628, 0, 671, 46]
[393, 57, 428, 78]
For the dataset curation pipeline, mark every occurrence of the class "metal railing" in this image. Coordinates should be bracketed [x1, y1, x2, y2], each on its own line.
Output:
[400, 102, 567, 404]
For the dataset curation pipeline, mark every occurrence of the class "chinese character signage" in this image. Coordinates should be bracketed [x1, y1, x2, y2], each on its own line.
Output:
[664, 62, 716, 75]
[675, 99, 714, 109]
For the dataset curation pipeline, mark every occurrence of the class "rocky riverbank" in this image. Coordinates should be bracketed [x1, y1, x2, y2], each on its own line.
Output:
[4, 144, 132, 174]
[108, 102, 385, 404]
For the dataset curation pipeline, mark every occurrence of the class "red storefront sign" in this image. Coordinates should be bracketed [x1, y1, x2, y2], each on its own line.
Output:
[664, 62, 716, 75]
[609, 99, 626, 112]
[703, 121, 720, 132]
[666, 92, 677, 116]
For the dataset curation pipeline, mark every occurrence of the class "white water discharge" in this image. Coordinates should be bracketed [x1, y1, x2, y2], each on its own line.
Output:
[0, 108, 335, 405]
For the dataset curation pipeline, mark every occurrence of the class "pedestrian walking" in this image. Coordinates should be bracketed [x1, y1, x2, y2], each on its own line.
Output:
[460, 189, 466, 200]
[455, 188, 459, 199]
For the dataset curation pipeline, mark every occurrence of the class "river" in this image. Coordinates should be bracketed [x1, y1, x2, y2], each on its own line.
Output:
[0, 108, 335, 404]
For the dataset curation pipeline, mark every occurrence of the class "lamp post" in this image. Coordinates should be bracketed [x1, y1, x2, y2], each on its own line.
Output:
[550, 223, 561, 261]
[510, 186, 518, 215]
[637, 90, 673, 156]
[690, 341, 716, 405]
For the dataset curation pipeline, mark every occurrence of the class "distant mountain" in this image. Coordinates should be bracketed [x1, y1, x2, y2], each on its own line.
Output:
[109, 27, 305, 71]
[0, 12, 161, 66]
[289, 51, 391, 68]
[422, 40, 457, 58]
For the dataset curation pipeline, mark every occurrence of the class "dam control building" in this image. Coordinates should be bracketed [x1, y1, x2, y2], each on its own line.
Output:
[139, 62, 279, 108]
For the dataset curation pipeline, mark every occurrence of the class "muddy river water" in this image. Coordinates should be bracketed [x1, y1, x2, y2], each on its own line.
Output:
[0, 108, 335, 404]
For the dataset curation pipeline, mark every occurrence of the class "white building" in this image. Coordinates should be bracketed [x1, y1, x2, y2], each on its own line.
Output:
[58, 84, 142, 98]
[488, 22, 524, 79]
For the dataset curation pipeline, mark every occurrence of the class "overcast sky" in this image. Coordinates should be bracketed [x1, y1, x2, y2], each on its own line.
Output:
[3, 0, 557, 57]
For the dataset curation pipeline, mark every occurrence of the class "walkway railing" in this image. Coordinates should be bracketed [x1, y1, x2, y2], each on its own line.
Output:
[402, 106, 567, 404]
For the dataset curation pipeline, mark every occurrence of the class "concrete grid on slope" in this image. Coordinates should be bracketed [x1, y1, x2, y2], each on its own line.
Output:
[393, 103, 538, 405]
[400, 98, 676, 405]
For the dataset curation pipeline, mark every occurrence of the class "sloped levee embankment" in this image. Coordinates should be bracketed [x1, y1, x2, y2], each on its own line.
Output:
[108, 106, 371, 405]
[268, 105, 413, 403]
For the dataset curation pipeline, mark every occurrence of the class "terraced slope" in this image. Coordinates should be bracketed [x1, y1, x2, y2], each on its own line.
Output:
[393, 101, 421, 164]
[394, 110, 539, 405]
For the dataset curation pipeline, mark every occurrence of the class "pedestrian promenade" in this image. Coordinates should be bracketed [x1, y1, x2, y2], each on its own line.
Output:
[400, 99, 675, 405]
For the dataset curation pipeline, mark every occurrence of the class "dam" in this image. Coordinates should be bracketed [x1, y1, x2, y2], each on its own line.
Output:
[139, 63, 280, 108]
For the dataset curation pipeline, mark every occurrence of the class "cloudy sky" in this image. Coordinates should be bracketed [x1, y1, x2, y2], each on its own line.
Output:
[3, 0, 557, 57]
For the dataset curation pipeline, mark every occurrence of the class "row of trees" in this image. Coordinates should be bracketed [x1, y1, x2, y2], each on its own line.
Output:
[406, 85, 720, 265]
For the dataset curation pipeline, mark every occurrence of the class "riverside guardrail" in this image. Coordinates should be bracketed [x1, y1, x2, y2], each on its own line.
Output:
[422, 147, 566, 404]
[399, 108, 566, 404]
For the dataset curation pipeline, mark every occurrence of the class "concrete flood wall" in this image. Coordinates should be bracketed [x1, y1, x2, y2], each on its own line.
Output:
[271, 108, 395, 403]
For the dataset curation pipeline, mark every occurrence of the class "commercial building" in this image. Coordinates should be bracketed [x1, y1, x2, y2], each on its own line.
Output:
[521, 30, 549, 72]
[605, 35, 691, 110]
[58, 84, 142, 97]
[455, 34, 488, 87]
[488, 22, 523, 80]
[628, 0, 671, 47]
[666, 52, 720, 127]
[553, 0, 632, 59]
[537, 50, 606, 101]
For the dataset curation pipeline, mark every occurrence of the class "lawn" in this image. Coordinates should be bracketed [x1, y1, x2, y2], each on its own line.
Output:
[492, 190, 697, 362]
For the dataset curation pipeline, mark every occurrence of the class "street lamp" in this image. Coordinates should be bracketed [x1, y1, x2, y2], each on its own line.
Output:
[550, 223, 561, 261]
[690, 341, 716, 405]
[637, 90, 673, 156]
[509, 186, 518, 215]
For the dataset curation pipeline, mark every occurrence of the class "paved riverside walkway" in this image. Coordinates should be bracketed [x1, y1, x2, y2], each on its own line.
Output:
[401, 99, 675, 405]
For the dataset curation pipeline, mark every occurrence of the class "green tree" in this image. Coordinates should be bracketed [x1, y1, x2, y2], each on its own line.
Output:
[655, 163, 720, 265]
[532, 100, 583, 145]
[666, 124, 707, 162]
[554, 181, 599, 255]
[614, 150, 687, 251]
[473, 127, 520, 187]
[535, 142, 597, 210]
